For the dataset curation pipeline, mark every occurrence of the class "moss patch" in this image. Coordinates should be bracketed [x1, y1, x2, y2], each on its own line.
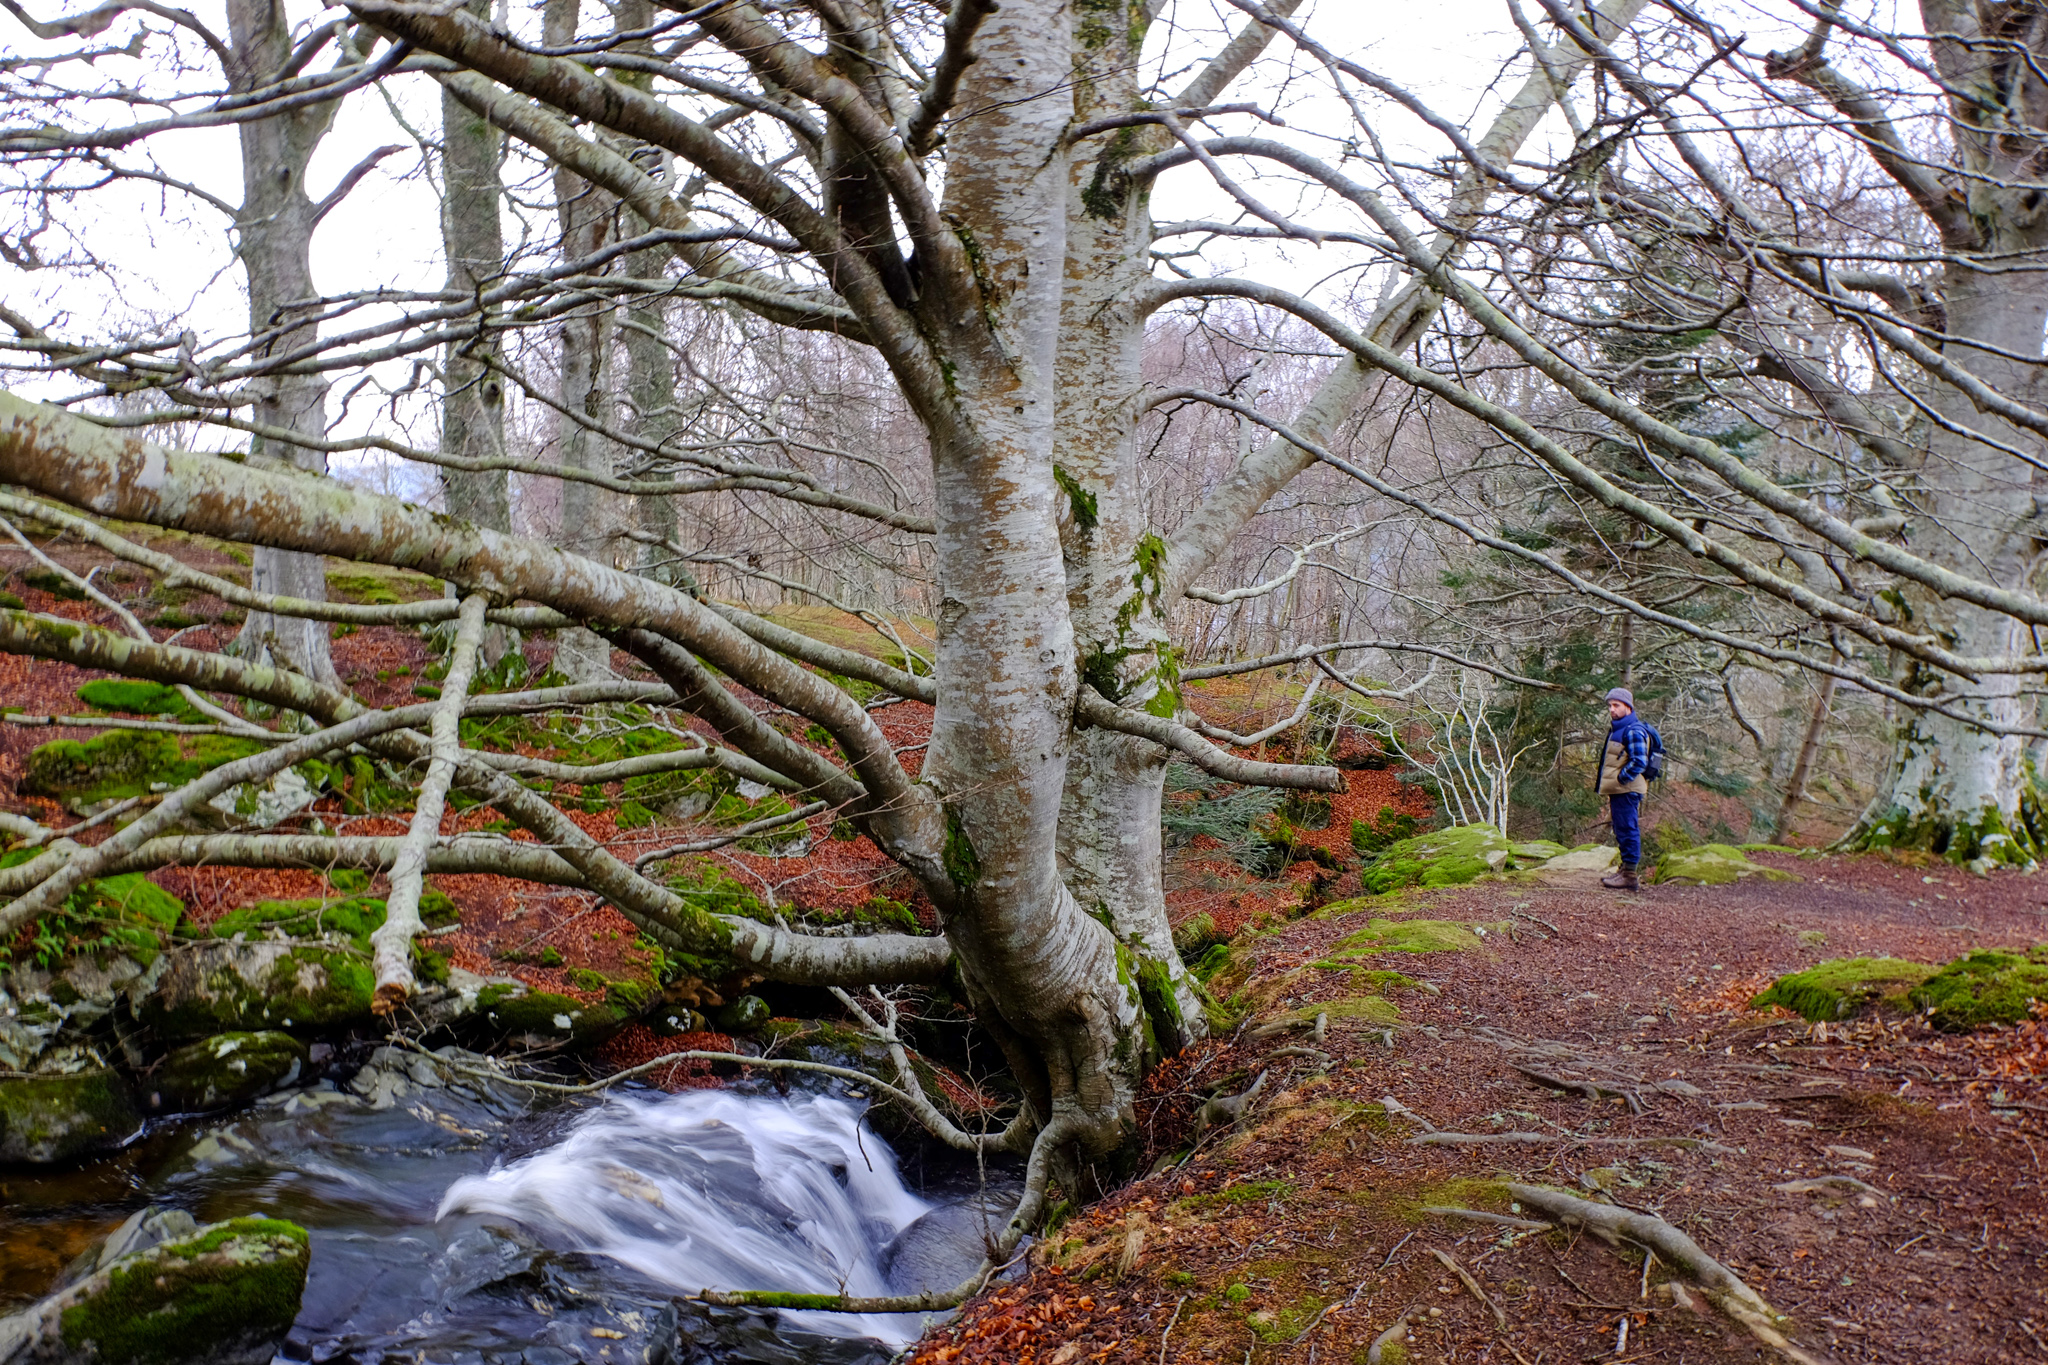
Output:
[59, 1216, 309, 1364]
[210, 891, 456, 951]
[1356, 823, 1525, 894]
[1653, 843, 1798, 886]
[1910, 948, 2048, 1030]
[473, 984, 624, 1047]
[0, 1069, 141, 1164]
[21, 730, 264, 808]
[1315, 918, 1502, 961]
[1173, 1179, 1293, 1215]
[156, 1031, 308, 1112]
[1749, 957, 1936, 1021]
[76, 679, 187, 715]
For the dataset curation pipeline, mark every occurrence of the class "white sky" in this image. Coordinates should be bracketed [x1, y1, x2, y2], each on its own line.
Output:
[0, 0, 1799, 466]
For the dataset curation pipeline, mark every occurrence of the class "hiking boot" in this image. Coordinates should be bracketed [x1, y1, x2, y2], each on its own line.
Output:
[1601, 863, 1641, 892]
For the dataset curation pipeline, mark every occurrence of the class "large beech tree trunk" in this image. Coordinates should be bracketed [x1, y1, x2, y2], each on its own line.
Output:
[1850, 272, 2048, 866]
[227, 0, 340, 686]
[908, 0, 1143, 1151]
[1844, 3, 2048, 867]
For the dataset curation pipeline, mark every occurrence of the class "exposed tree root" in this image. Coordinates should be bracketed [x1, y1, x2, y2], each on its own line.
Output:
[1366, 1305, 1420, 1365]
[1502, 1184, 1833, 1365]
[1410, 1131, 1735, 1154]
[1423, 1206, 1553, 1232]
[1431, 1247, 1507, 1329]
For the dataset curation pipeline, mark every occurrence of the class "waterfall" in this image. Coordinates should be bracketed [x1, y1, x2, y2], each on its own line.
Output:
[438, 1089, 963, 1345]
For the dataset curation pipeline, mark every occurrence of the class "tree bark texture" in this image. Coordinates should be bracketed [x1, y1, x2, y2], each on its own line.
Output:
[227, 0, 340, 686]
[1847, 0, 2048, 866]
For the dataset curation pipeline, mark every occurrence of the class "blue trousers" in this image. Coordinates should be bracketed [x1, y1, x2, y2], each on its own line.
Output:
[1610, 792, 1642, 867]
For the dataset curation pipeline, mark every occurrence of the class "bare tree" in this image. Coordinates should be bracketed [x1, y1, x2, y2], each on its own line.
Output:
[16, 1, 2048, 1264]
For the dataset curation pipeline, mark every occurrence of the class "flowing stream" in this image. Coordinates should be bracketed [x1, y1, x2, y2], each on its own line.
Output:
[0, 1052, 1008, 1365]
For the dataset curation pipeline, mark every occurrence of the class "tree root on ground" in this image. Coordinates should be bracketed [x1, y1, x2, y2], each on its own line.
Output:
[1409, 1131, 1734, 1154]
[1431, 1247, 1507, 1329]
[1501, 1184, 1833, 1365]
[1365, 1305, 1419, 1365]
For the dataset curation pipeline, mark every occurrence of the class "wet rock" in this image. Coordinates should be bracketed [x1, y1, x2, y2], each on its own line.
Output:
[3, 952, 162, 1074]
[133, 939, 373, 1040]
[879, 1195, 1008, 1294]
[344, 1043, 531, 1114]
[0, 1068, 141, 1164]
[52, 1207, 200, 1290]
[646, 1301, 894, 1365]
[712, 994, 770, 1033]
[0, 1214, 308, 1365]
[470, 982, 624, 1049]
[152, 1031, 307, 1113]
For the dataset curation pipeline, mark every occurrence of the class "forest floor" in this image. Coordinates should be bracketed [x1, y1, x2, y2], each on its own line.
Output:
[909, 853, 2048, 1365]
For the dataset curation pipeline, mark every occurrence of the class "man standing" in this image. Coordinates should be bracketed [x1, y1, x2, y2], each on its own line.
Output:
[1597, 687, 1650, 891]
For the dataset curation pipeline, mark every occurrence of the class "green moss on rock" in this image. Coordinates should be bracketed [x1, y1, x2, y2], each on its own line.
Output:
[138, 940, 376, 1039]
[58, 1216, 309, 1365]
[21, 729, 265, 808]
[0, 1069, 142, 1163]
[473, 984, 623, 1047]
[1653, 844, 1797, 886]
[1314, 917, 1502, 960]
[1910, 948, 2048, 1030]
[156, 1031, 308, 1112]
[1355, 823, 1524, 894]
[76, 679, 187, 715]
[1749, 957, 1936, 1021]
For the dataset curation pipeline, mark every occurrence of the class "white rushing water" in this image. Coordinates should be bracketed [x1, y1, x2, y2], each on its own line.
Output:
[436, 1089, 942, 1344]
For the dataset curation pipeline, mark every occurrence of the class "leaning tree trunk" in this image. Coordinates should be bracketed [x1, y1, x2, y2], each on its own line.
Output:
[439, 11, 517, 665]
[227, 0, 340, 687]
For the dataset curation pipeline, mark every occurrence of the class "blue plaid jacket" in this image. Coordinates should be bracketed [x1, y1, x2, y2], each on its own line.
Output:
[1609, 714, 1651, 786]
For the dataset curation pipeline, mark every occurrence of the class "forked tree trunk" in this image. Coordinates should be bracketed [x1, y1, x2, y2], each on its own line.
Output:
[227, 0, 340, 686]
[910, 0, 1146, 1155]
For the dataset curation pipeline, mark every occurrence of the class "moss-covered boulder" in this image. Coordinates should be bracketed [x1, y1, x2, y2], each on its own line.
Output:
[712, 994, 771, 1033]
[153, 1032, 308, 1113]
[0, 1215, 309, 1365]
[136, 939, 374, 1040]
[1909, 948, 2048, 1030]
[1353, 823, 1572, 893]
[1652, 844, 1798, 886]
[0, 1068, 141, 1164]
[1313, 916, 1506, 962]
[75, 679, 186, 716]
[1749, 957, 1937, 1021]
[470, 983, 624, 1049]
[20, 730, 264, 810]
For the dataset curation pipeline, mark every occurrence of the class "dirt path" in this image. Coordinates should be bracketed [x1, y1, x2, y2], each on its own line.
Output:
[911, 854, 2048, 1365]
